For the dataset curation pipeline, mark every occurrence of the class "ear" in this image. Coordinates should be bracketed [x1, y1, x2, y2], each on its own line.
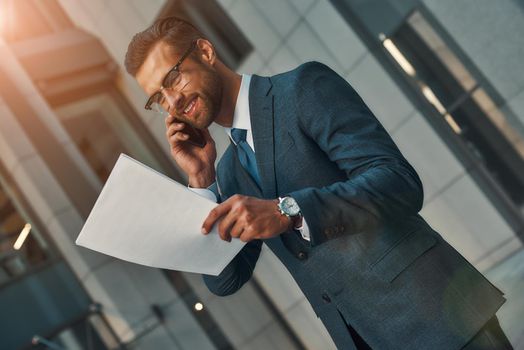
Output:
[196, 38, 217, 66]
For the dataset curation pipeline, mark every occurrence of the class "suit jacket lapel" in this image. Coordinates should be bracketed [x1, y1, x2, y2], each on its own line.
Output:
[249, 75, 277, 199]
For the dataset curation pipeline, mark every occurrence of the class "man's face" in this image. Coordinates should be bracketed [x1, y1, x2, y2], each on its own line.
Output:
[136, 40, 223, 129]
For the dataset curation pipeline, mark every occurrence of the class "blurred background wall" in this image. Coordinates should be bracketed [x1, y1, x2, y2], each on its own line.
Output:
[0, 0, 523, 349]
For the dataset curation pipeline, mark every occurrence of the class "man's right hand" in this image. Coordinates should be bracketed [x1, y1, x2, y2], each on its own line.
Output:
[165, 115, 216, 188]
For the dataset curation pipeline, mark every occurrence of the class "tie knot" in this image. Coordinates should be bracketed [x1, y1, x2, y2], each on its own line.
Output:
[231, 128, 247, 144]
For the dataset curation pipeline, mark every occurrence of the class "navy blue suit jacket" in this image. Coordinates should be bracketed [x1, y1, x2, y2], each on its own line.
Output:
[203, 62, 505, 349]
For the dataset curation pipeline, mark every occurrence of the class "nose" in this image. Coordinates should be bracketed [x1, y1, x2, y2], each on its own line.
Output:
[161, 89, 184, 115]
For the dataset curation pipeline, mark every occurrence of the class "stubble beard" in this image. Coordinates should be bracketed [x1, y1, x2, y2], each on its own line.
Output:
[189, 65, 223, 129]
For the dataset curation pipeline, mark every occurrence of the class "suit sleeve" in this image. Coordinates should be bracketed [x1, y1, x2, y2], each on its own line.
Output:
[202, 239, 262, 296]
[289, 62, 424, 246]
[201, 181, 262, 296]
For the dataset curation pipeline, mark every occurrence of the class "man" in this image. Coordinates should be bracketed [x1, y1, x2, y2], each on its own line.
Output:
[126, 17, 512, 349]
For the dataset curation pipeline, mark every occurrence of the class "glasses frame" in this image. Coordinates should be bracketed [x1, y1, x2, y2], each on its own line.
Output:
[144, 40, 198, 111]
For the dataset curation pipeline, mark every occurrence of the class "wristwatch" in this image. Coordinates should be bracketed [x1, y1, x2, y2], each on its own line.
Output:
[277, 196, 302, 226]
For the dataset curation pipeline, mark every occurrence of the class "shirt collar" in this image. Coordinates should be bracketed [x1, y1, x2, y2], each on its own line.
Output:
[226, 74, 252, 144]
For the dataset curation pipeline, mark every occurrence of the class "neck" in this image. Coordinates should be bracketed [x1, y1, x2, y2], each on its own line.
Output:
[213, 62, 242, 127]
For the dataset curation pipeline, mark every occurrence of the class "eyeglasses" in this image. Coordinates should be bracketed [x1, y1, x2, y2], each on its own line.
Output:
[144, 40, 198, 113]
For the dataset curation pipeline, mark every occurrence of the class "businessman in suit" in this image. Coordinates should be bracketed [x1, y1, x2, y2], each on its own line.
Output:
[126, 17, 512, 349]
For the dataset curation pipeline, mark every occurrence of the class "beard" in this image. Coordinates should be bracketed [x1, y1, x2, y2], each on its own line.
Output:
[182, 63, 223, 129]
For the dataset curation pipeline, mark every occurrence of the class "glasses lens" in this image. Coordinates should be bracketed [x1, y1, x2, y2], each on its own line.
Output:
[163, 69, 181, 89]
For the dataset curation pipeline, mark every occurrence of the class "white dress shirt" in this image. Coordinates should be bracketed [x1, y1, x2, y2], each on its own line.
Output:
[190, 74, 311, 241]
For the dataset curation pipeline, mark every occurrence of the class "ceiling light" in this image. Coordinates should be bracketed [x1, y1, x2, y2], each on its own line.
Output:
[381, 36, 417, 77]
[194, 302, 204, 311]
[13, 223, 32, 250]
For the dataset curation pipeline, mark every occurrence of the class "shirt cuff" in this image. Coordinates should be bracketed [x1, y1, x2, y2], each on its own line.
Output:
[188, 184, 218, 203]
[295, 217, 311, 241]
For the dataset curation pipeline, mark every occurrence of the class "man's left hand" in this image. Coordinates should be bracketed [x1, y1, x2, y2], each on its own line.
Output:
[201, 195, 291, 242]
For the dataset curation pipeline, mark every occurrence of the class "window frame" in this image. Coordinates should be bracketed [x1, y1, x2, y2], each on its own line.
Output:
[156, 0, 253, 70]
[329, 0, 524, 241]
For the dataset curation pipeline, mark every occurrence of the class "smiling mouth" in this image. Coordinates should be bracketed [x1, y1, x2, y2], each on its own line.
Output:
[183, 97, 198, 117]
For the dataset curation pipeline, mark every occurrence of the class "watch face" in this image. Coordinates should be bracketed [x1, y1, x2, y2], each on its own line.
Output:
[281, 197, 300, 216]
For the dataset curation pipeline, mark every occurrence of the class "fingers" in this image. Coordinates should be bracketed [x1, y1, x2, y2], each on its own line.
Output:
[239, 228, 254, 242]
[202, 195, 285, 243]
[202, 201, 232, 236]
[229, 221, 244, 240]
[218, 206, 242, 242]
[168, 132, 189, 144]
[166, 121, 189, 147]
[164, 115, 174, 129]
[166, 121, 186, 138]
[202, 195, 257, 242]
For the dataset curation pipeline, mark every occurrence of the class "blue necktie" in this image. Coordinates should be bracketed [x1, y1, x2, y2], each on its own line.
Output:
[230, 128, 261, 187]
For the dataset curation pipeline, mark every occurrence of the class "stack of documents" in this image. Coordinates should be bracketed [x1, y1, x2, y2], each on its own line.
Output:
[76, 154, 245, 275]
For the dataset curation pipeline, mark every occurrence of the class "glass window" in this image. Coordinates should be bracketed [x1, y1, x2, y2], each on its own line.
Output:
[158, 0, 253, 69]
[386, 10, 524, 210]
[32, 311, 122, 350]
[164, 271, 233, 350]
[54, 91, 168, 183]
[2, 0, 73, 42]
[0, 183, 51, 286]
[330, 0, 524, 218]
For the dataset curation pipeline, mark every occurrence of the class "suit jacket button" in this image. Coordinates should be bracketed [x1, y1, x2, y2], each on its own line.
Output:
[321, 293, 331, 303]
[297, 251, 308, 260]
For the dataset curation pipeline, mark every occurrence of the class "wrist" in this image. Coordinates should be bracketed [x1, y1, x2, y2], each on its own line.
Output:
[188, 168, 215, 188]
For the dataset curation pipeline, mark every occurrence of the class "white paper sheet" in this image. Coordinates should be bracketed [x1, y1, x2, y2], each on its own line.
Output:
[76, 154, 245, 276]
